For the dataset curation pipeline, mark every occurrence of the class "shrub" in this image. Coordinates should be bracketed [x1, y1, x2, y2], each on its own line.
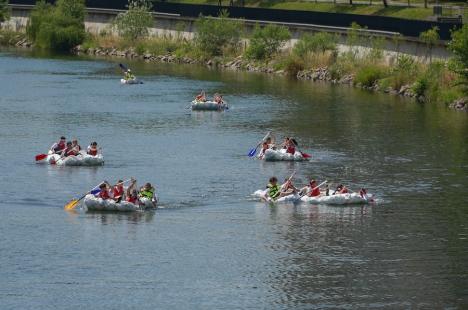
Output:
[114, 0, 153, 42]
[355, 66, 385, 87]
[245, 24, 291, 60]
[0, 0, 10, 23]
[284, 55, 305, 77]
[448, 25, 468, 95]
[293, 32, 337, 57]
[367, 36, 385, 62]
[26, 0, 85, 51]
[195, 10, 243, 57]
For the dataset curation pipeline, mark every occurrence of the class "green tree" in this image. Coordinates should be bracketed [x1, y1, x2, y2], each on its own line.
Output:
[0, 0, 9, 23]
[245, 24, 291, 60]
[293, 32, 337, 57]
[448, 25, 468, 94]
[114, 0, 153, 42]
[194, 10, 243, 56]
[419, 26, 439, 62]
[26, 0, 86, 51]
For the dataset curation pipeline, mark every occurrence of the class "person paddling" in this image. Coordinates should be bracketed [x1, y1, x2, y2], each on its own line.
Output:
[264, 177, 281, 201]
[333, 184, 349, 195]
[300, 179, 322, 197]
[213, 93, 223, 104]
[112, 180, 125, 203]
[50, 136, 66, 154]
[281, 178, 299, 196]
[286, 138, 296, 155]
[97, 182, 111, 200]
[71, 139, 81, 154]
[62, 141, 77, 157]
[139, 182, 157, 207]
[126, 179, 139, 204]
[124, 69, 135, 81]
[195, 90, 206, 102]
[259, 137, 275, 158]
[87, 142, 99, 156]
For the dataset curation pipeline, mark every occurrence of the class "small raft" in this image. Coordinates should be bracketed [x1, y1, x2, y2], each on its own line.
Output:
[44, 151, 104, 166]
[253, 190, 372, 205]
[83, 194, 157, 212]
[261, 148, 309, 161]
[191, 100, 228, 111]
[120, 78, 143, 85]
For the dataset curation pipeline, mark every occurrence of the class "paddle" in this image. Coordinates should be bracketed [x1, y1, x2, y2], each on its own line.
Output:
[248, 131, 271, 157]
[35, 153, 48, 161]
[119, 63, 128, 72]
[64, 179, 132, 210]
[291, 138, 311, 159]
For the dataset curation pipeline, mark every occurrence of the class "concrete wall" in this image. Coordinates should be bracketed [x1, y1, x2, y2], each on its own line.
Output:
[3, 5, 451, 60]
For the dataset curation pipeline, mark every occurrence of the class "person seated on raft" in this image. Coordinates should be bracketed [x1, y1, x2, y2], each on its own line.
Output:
[126, 179, 139, 204]
[112, 179, 125, 203]
[213, 93, 224, 104]
[61, 141, 78, 157]
[87, 142, 99, 156]
[195, 90, 206, 102]
[71, 139, 81, 154]
[124, 69, 135, 81]
[300, 179, 322, 197]
[285, 138, 296, 155]
[264, 177, 281, 200]
[333, 184, 349, 195]
[50, 136, 66, 154]
[259, 137, 276, 158]
[280, 178, 299, 196]
[139, 182, 157, 206]
[97, 182, 111, 200]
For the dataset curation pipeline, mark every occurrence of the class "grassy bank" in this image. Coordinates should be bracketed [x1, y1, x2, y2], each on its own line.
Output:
[170, 0, 436, 20]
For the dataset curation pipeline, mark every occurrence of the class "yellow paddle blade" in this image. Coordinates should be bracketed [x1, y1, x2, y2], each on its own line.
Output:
[64, 199, 79, 210]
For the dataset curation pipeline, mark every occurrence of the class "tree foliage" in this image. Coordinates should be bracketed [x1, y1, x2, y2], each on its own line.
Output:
[194, 10, 243, 56]
[419, 26, 439, 62]
[114, 0, 153, 42]
[448, 25, 468, 94]
[293, 32, 337, 57]
[26, 0, 85, 51]
[0, 0, 10, 23]
[245, 24, 291, 60]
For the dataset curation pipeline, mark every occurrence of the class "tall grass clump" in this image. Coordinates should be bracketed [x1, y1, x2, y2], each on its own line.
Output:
[26, 0, 85, 51]
[355, 65, 386, 87]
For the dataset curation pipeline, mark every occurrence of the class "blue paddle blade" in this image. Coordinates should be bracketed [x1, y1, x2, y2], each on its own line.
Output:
[248, 148, 257, 157]
[90, 189, 101, 195]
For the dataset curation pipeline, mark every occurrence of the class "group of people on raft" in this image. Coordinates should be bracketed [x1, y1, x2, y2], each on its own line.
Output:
[94, 178, 157, 207]
[259, 136, 298, 158]
[50, 136, 100, 157]
[264, 176, 368, 201]
[195, 90, 224, 104]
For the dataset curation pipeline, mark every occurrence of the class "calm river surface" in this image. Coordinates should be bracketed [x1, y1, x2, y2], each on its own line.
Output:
[0, 50, 467, 309]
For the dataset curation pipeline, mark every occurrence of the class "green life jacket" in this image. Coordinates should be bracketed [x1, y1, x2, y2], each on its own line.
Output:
[267, 183, 280, 199]
[140, 188, 154, 199]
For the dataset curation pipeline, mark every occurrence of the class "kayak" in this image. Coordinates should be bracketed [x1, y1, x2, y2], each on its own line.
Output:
[253, 189, 373, 205]
[191, 100, 228, 111]
[260, 148, 309, 161]
[43, 151, 104, 166]
[83, 194, 157, 212]
[121, 78, 143, 85]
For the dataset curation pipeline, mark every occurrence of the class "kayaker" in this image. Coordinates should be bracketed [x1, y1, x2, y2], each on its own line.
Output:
[71, 139, 81, 153]
[280, 178, 298, 196]
[50, 136, 66, 154]
[125, 179, 139, 204]
[124, 69, 135, 81]
[195, 90, 206, 102]
[62, 141, 77, 157]
[97, 182, 111, 200]
[87, 142, 99, 156]
[333, 184, 349, 195]
[139, 182, 157, 206]
[264, 177, 281, 201]
[112, 180, 125, 203]
[300, 179, 321, 197]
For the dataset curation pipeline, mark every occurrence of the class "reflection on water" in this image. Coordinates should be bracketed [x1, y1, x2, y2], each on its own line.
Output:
[0, 49, 467, 309]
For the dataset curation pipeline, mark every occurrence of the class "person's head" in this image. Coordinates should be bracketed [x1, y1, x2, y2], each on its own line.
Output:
[127, 69, 131, 73]
[269, 177, 278, 184]
[66, 141, 72, 147]
[309, 179, 317, 186]
[266, 137, 272, 143]
[144, 182, 152, 190]
[91, 141, 98, 147]
[360, 188, 367, 194]
[336, 184, 343, 190]
[72, 139, 78, 145]
[117, 179, 123, 186]
[60, 136, 66, 142]
[99, 183, 107, 189]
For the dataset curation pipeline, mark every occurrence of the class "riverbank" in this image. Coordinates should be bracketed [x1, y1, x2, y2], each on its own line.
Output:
[1, 28, 466, 111]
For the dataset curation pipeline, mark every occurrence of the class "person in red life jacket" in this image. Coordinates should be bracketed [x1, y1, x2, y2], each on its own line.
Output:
[112, 180, 125, 203]
[333, 184, 349, 195]
[97, 182, 111, 200]
[259, 137, 275, 158]
[71, 139, 81, 154]
[50, 136, 66, 154]
[195, 90, 206, 102]
[62, 141, 78, 157]
[286, 139, 296, 155]
[87, 142, 99, 156]
[125, 179, 139, 204]
[308, 180, 321, 197]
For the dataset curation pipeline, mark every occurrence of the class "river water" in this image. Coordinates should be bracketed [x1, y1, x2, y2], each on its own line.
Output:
[0, 50, 467, 309]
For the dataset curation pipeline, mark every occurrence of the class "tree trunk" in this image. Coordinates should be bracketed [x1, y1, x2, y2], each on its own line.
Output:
[383, 0, 388, 7]
[424, 0, 427, 8]
[349, 0, 352, 5]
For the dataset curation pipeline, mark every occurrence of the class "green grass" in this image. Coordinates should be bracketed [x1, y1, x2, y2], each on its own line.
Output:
[169, 0, 434, 20]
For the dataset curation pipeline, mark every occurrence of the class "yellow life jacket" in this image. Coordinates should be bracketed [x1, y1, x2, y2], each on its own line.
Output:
[140, 188, 154, 199]
[267, 183, 280, 199]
